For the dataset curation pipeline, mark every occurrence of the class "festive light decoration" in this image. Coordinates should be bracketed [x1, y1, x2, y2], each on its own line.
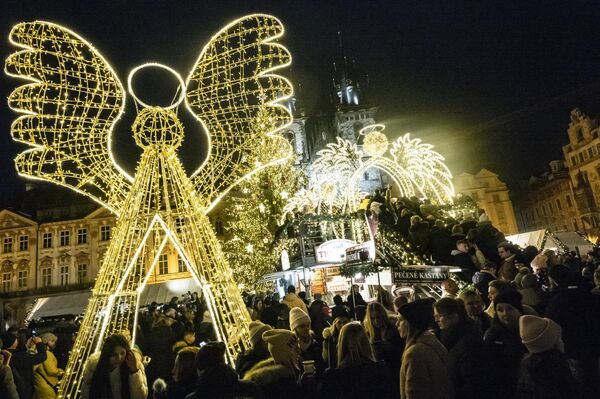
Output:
[5, 14, 293, 398]
[285, 124, 455, 219]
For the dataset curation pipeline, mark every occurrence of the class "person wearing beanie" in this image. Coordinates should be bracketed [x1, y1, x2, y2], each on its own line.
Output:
[243, 329, 303, 398]
[517, 315, 581, 398]
[0, 336, 19, 399]
[397, 298, 454, 399]
[33, 332, 63, 399]
[194, 341, 241, 399]
[235, 321, 272, 378]
[513, 266, 531, 289]
[483, 290, 527, 398]
[289, 308, 324, 376]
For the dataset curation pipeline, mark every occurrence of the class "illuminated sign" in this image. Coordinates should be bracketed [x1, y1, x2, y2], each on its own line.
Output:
[392, 266, 450, 284]
[345, 240, 376, 266]
[315, 239, 356, 263]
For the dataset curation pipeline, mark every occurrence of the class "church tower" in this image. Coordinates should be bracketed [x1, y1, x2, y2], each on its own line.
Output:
[332, 32, 378, 144]
[282, 72, 310, 166]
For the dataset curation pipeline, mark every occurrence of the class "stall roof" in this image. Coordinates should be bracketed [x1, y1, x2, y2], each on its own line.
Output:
[27, 291, 92, 321]
[139, 278, 202, 306]
[506, 230, 593, 254]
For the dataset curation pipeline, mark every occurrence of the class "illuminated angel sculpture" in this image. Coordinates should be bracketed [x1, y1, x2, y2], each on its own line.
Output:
[6, 15, 293, 397]
[285, 124, 454, 218]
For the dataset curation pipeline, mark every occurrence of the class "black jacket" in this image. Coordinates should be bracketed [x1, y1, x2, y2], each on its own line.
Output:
[9, 342, 46, 399]
[317, 361, 394, 399]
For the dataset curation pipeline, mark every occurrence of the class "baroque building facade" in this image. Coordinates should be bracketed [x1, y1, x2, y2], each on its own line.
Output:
[562, 108, 600, 234]
[454, 169, 519, 235]
[518, 161, 579, 232]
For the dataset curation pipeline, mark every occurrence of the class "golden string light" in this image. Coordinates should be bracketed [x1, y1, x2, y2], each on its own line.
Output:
[5, 14, 293, 398]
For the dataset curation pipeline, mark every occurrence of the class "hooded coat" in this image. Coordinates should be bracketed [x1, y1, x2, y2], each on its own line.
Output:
[243, 358, 300, 399]
[33, 348, 62, 399]
[399, 331, 454, 399]
[282, 293, 308, 314]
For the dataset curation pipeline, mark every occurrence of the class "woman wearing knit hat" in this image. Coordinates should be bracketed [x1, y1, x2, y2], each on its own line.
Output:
[397, 298, 454, 399]
[289, 307, 324, 375]
[33, 333, 63, 399]
[482, 290, 527, 398]
[244, 329, 304, 398]
[235, 321, 272, 378]
[194, 341, 241, 398]
[517, 315, 580, 398]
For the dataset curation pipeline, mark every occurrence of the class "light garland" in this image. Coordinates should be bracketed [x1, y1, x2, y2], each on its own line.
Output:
[5, 14, 293, 398]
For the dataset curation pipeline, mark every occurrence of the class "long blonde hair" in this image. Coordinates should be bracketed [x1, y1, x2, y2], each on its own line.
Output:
[337, 322, 374, 368]
[172, 346, 199, 382]
[363, 302, 394, 343]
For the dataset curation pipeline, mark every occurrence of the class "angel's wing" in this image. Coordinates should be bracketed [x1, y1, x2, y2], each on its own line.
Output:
[186, 14, 293, 212]
[5, 21, 132, 214]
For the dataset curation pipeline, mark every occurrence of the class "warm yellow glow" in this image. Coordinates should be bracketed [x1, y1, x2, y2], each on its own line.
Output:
[5, 14, 293, 398]
[360, 124, 388, 157]
[285, 124, 455, 218]
[127, 62, 186, 110]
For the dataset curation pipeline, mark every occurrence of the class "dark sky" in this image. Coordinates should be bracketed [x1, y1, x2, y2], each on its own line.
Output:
[2, 0, 600, 207]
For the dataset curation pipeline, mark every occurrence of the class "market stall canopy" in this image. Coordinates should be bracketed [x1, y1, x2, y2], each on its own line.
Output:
[506, 229, 593, 255]
[138, 277, 202, 306]
[27, 291, 92, 321]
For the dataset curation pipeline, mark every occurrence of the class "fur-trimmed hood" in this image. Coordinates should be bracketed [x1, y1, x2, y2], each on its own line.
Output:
[243, 358, 296, 386]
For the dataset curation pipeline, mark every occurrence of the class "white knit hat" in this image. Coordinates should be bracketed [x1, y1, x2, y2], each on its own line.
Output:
[289, 307, 310, 331]
[262, 329, 298, 370]
[248, 321, 272, 347]
[519, 315, 563, 353]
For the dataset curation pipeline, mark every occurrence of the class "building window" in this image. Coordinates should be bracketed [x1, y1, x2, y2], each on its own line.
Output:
[548, 202, 553, 213]
[60, 230, 70, 246]
[555, 199, 562, 211]
[77, 264, 87, 284]
[42, 232, 52, 249]
[18, 235, 28, 251]
[77, 228, 87, 245]
[59, 265, 69, 285]
[535, 207, 540, 218]
[42, 268, 52, 287]
[100, 225, 111, 241]
[2, 273, 11, 292]
[573, 219, 579, 232]
[579, 153, 584, 163]
[158, 254, 168, 274]
[18, 270, 27, 289]
[589, 148, 594, 158]
[571, 156, 577, 166]
[542, 205, 547, 216]
[177, 257, 186, 273]
[492, 194, 500, 202]
[3, 237, 13, 253]
[566, 195, 573, 207]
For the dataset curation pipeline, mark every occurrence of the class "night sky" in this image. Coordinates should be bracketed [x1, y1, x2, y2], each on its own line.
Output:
[2, 0, 600, 207]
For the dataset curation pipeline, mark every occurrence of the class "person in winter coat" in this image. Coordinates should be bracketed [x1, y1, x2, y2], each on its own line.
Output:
[317, 322, 394, 399]
[33, 333, 63, 399]
[194, 342, 242, 399]
[259, 296, 279, 328]
[483, 290, 527, 399]
[3, 330, 47, 399]
[244, 329, 303, 399]
[0, 342, 19, 399]
[165, 346, 198, 399]
[397, 298, 454, 399]
[321, 315, 350, 369]
[235, 321, 272, 378]
[80, 334, 148, 399]
[459, 290, 491, 335]
[282, 285, 308, 314]
[363, 302, 403, 395]
[289, 307, 325, 375]
[519, 274, 544, 314]
[517, 315, 580, 399]
[497, 242, 518, 281]
[307, 293, 330, 341]
[434, 298, 488, 398]
[330, 295, 350, 320]
[146, 313, 176, 384]
[451, 240, 478, 281]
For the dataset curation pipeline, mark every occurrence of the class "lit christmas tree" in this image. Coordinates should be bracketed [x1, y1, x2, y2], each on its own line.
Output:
[220, 124, 305, 289]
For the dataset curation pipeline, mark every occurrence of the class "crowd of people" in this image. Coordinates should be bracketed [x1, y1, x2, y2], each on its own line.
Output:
[2, 252, 599, 399]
